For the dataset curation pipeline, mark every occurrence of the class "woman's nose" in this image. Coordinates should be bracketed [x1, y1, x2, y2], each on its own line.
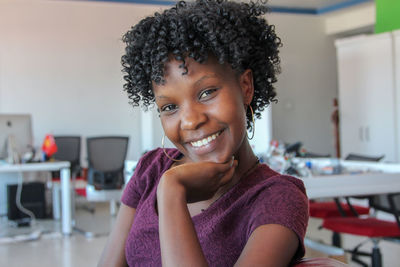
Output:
[180, 104, 207, 130]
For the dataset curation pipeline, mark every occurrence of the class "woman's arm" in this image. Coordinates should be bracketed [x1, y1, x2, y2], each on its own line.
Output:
[98, 203, 136, 267]
[235, 224, 299, 267]
[157, 178, 208, 267]
[157, 159, 237, 267]
[157, 160, 299, 266]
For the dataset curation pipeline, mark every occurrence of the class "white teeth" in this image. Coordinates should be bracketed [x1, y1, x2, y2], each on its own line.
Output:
[191, 132, 220, 147]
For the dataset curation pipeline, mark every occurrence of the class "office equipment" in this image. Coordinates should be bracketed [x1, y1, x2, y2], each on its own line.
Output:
[7, 182, 46, 221]
[0, 161, 72, 235]
[0, 114, 33, 163]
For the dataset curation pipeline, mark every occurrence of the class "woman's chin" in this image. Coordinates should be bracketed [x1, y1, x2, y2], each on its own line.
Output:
[205, 153, 233, 164]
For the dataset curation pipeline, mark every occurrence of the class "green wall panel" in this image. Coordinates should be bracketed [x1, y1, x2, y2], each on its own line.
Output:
[375, 0, 400, 33]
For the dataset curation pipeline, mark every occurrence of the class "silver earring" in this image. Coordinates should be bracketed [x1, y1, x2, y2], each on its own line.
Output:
[247, 105, 255, 140]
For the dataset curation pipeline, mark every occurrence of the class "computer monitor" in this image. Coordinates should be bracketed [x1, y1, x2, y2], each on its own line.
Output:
[0, 114, 33, 161]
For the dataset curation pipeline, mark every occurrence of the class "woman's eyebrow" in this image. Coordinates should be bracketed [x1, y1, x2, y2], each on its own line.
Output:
[155, 95, 170, 101]
[194, 74, 218, 87]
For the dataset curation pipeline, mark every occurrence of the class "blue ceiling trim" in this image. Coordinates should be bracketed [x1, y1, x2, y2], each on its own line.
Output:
[316, 0, 371, 14]
[79, 0, 373, 15]
[84, 0, 176, 5]
[269, 6, 318, 15]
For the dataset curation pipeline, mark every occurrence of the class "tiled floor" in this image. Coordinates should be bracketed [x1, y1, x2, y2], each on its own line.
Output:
[1, 203, 400, 267]
[0, 203, 111, 267]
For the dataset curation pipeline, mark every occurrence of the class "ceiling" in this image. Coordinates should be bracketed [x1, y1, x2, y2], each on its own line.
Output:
[84, 0, 373, 14]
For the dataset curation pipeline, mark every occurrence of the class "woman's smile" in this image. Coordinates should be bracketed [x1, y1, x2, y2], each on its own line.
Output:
[189, 130, 222, 147]
[187, 129, 225, 156]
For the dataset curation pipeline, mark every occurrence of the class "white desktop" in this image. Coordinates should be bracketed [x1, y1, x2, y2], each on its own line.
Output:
[0, 114, 35, 216]
[0, 114, 34, 163]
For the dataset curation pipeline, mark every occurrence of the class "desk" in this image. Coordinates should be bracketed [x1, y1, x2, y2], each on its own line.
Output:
[304, 172, 400, 199]
[300, 159, 400, 199]
[0, 161, 72, 235]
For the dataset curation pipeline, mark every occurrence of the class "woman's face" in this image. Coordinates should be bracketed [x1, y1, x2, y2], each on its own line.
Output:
[153, 56, 254, 163]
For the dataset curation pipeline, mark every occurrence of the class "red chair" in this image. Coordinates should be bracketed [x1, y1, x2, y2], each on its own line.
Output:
[322, 193, 400, 267]
[309, 198, 370, 247]
[309, 200, 370, 218]
[309, 153, 384, 247]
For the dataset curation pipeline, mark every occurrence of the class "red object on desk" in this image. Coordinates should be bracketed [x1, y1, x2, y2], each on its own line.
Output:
[42, 134, 58, 157]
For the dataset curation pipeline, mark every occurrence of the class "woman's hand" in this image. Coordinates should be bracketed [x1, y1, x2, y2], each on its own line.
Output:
[158, 157, 238, 203]
[157, 157, 237, 267]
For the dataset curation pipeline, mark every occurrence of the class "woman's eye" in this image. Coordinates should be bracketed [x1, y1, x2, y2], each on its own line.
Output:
[161, 104, 177, 112]
[199, 88, 218, 100]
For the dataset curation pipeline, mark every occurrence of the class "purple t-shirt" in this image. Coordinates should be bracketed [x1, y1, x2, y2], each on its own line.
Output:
[122, 148, 309, 267]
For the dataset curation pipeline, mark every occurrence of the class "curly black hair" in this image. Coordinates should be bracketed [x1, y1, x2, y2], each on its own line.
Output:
[121, 0, 281, 129]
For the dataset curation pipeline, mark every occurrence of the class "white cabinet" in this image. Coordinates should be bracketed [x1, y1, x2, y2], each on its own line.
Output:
[335, 32, 399, 162]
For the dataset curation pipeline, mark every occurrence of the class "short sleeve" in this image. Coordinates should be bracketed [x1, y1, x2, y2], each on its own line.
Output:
[121, 149, 160, 208]
[247, 175, 309, 261]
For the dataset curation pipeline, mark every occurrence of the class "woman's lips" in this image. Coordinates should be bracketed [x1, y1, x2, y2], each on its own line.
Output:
[190, 131, 221, 147]
[188, 130, 224, 155]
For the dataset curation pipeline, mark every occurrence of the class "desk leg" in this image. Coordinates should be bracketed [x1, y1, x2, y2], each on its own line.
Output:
[61, 167, 72, 235]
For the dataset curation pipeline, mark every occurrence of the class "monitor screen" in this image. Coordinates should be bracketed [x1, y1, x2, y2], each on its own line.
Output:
[0, 114, 33, 160]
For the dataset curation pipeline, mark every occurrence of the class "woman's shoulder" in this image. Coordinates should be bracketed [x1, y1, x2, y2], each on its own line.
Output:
[243, 165, 309, 259]
[121, 148, 180, 208]
[134, 147, 180, 175]
[253, 164, 306, 195]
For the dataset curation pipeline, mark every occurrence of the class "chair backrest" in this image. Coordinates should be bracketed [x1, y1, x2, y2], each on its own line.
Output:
[87, 136, 129, 172]
[369, 193, 400, 227]
[86, 136, 129, 189]
[301, 152, 331, 158]
[53, 136, 81, 175]
[344, 153, 384, 162]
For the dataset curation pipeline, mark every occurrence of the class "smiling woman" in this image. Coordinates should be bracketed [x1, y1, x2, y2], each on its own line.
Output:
[98, 1, 309, 266]
[153, 57, 251, 164]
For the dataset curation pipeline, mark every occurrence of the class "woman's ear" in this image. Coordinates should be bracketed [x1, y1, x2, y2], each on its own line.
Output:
[239, 69, 254, 105]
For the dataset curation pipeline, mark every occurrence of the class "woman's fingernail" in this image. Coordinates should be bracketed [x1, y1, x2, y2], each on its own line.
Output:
[229, 156, 234, 167]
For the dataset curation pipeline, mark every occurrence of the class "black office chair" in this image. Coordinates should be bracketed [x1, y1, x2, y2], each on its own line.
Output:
[51, 136, 84, 220]
[301, 152, 331, 158]
[284, 141, 331, 158]
[72, 136, 129, 237]
[86, 136, 129, 190]
[345, 153, 385, 162]
[53, 136, 81, 177]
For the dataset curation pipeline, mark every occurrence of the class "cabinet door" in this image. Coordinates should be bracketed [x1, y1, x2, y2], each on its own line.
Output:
[336, 33, 397, 162]
[393, 30, 400, 162]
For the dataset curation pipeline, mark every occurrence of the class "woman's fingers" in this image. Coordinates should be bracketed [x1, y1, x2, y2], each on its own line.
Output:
[164, 157, 239, 203]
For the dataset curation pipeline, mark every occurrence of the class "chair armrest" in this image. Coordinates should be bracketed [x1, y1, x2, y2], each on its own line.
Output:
[293, 257, 348, 266]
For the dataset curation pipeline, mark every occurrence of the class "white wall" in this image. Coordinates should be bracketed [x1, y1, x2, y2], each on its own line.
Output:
[0, 0, 341, 162]
[269, 13, 338, 156]
[0, 0, 164, 162]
